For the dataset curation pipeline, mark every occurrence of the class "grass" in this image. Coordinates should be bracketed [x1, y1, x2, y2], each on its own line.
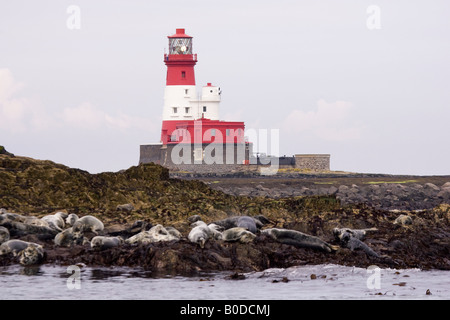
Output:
[364, 180, 418, 185]
[313, 181, 338, 185]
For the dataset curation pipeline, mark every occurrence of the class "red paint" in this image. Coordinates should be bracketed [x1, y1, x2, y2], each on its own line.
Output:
[164, 54, 197, 85]
[161, 28, 247, 146]
[168, 28, 192, 38]
[161, 119, 245, 145]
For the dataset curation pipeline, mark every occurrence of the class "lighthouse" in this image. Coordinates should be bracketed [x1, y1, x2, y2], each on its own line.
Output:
[160, 28, 243, 147]
[139, 28, 249, 168]
[139, 28, 330, 172]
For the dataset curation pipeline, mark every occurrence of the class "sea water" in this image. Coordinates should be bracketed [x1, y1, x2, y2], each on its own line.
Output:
[0, 264, 448, 300]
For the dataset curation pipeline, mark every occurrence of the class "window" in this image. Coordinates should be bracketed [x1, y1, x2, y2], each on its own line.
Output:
[181, 71, 186, 78]
[194, 147, 203, 162]
[184, 89, 189, 95]
[185, 107, 190, 114]
[173, 107, 178, 114]
[226, 129, 230, 136]
[211, 129, 216, 137]
[203, 106, 207, 112]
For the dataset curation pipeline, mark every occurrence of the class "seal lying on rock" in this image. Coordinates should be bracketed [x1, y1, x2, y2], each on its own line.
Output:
[333, 227, 379, 258]
[41, 212, 68, 231]
[106, 220, 153, 238]
[126, 224, 180, 245]
[212, 215, 269, 233]
[262, 228, 338, 253]
[394, 214, 413, 226]
[23, 216, 50, 228]
[0, 239, 45, 265]
[65, 214, 79, 226]
[236, 216, 258, 234]
[222, 227, 256, 243]
[116, 203, 134, 213]
[0, 226, 10, 243]
[207, 223, 224, 240]
[18, 244, 45, 266]
[54, 215, 104, 247]
[72, 215, 104, 233]
[188, 215, 202, 223]
[91, 236, 124, 250]
[166, 226, 182, 239]
[0, 239, 29, 255]
[54, 227, 87, 247]
[1, 213, 58, 239]
[332, 227, 378, 241]
[188, 221, 212, 248]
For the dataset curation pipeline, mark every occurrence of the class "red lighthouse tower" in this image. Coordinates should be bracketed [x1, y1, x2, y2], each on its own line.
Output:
[161, 28, 245, 146]
[164, 28, 197, 86]
[140, 28, 250, 167]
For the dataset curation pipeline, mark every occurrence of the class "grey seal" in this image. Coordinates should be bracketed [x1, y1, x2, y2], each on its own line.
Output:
[65, 213, 79, 226]
[0, 239, 29, 255]
[262, 228, 338, 253]
[90, 236, 124, 250]
[394, 214, 413, 226]
[236, 216, 258, 234]
[0, 240, 45, 265]
[0, 226, 10, 243]
[0, 215, 58, 239]
[212, 215, 269, 233]
[41, 212, 68, 231]
[188, 221, 211, 248]
[72, 215, 104, 233]
[187, 215, 202, 223]
[333, 227, 379, 258]
[116, 203, 134, 212]
[332, 227, 378, 241]
[23, 216, 50, 228]
[126, 224, 179, 245]
[54, 227, 87, 247]
[106, 220, 153, 238]
[18, 244, 45, 265]
[222, 227, 256, 243]
[207, 223, 223, 240]
[165, 226, 182, 239]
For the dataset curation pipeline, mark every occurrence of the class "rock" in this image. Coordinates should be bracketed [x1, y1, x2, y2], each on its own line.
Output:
[327, 186, 338, 195]
[116, 203, 134, 212]
[0, 146, 13, 156]
[442, 182, 450, 189]
[424, 183, 440, 192]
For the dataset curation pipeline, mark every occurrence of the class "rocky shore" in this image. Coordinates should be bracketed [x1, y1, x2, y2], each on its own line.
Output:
[1, 149, 449, 273]
[191, 174, 450, 211]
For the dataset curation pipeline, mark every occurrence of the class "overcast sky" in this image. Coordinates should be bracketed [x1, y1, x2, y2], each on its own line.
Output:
[1, 0, 449, 175]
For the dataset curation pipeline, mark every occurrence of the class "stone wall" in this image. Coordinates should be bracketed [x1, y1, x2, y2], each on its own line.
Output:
[294, 154, 330, 171]
[140, 144, 331, 173]
[139, 144, 163, 165]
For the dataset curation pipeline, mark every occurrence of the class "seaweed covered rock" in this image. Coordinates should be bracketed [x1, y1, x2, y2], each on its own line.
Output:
[0, 146, 14, 156]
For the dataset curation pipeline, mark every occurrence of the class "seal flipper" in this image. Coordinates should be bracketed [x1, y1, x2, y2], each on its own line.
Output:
[347, 238, 380, 258]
